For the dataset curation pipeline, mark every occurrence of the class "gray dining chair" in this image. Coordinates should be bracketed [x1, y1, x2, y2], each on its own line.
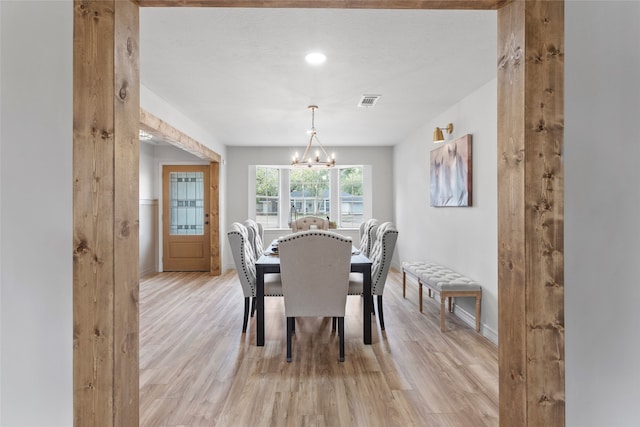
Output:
[227, 222, 282, 333]
[278, 230, 352, 362]
[244, 219, 265, 257]
[358, 218, 379, 258]
[349, 222, 398, 330]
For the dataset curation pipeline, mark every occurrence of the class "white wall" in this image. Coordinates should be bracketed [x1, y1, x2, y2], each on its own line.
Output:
[225, 146, 394, 269]
[394, 79, 498, 341]
[140, 142, 157, 275]
[565, 2, 640, 426]
[3, 1, 640, 425]
[0, 1, 73, 425]
[0, 3, 3, 420]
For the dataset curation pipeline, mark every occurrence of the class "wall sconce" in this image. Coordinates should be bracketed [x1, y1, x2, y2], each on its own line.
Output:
[433, 123, 454, 143]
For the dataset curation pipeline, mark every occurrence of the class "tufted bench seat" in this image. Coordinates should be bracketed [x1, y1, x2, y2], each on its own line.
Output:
[402, 261, 482, 333]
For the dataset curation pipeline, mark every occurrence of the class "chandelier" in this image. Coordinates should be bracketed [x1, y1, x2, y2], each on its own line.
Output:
[291, 105, 336, 168]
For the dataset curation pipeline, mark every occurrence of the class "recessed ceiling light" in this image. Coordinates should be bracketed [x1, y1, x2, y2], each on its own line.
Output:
[305, 52, 326, 65]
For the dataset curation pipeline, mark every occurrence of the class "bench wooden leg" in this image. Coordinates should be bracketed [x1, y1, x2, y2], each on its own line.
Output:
[475, 293, 481, 332]
[402, 270, 406, 298]
[440, 295, 446, 332]
[419, 282, 423, 313]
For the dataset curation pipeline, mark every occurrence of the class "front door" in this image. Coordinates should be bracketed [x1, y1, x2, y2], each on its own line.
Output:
[162, 165, 210, 271]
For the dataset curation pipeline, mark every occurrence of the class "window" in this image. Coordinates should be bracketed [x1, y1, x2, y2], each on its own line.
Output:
[251, 165, 370, 229]
[255, 166, 279, 228]
[339, 167, 364, 228]
[290, 169, 330, 217]
[168, 171, 205, 235]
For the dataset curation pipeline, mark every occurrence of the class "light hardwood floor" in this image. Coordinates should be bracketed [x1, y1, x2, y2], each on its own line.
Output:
[140, 268, 498, 426]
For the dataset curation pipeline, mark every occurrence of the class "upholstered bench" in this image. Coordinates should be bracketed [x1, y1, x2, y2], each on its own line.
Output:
[402, 261, 482, 333]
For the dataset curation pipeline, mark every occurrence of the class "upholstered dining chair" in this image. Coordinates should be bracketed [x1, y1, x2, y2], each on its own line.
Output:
[278, 230, 352, 362]
[358, 218, 379, 258]
[349, 222, 398, 331]
[290, 215, 329, 232]
[227, 222, 282, 333]
[244, 219, 265, 257]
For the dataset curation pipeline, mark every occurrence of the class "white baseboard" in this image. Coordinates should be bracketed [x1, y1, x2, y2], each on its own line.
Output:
[453, 305, 498, 344]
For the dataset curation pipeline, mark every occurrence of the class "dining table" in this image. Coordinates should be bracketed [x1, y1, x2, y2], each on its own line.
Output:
[255, 239, 373, 347]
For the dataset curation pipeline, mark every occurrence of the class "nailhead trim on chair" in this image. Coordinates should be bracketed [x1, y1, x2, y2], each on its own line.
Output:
[280, 230, 352, 243]
[228, 227, 256, 295]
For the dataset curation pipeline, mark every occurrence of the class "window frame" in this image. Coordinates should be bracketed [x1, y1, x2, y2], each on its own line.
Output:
[249, 165, 372, 229]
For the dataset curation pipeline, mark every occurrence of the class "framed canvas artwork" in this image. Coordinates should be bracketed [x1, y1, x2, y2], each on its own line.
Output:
[430, 134, 472, 207]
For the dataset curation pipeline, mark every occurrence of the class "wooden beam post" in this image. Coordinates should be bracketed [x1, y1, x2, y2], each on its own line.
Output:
[210, 161, 221, 275]
[73, 1, 140, 425]
[498, 1, 564, 426]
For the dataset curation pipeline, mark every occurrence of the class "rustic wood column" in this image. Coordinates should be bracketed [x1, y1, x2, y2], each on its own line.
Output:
[73, 1, 140, 425]
[210, 161, 221, 275]
[497, 1, 564, 426]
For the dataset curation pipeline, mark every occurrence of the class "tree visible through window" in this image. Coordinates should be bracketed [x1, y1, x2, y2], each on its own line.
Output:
[340, 167, 364, 228]
[290, 169, 330, 219]
[255, 166, 279, 228]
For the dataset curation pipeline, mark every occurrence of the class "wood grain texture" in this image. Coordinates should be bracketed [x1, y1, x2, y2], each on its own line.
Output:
[72, 1, 566, 425]
[523, 1, 564, 425]
[140, 108, 221, 162]
[135, 0, 510, 10]
[497, 3, 526, 426]
[497, 1, 564, 426]
[73, 0, 139, 424]
[73, 1, 116, 424]
[114, 1, 141, 424]
[209, 161, 221, 275]
[139, 268, 499, 426]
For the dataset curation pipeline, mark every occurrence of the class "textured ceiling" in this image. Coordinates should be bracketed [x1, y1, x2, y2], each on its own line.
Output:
[140, 8, 496, 147]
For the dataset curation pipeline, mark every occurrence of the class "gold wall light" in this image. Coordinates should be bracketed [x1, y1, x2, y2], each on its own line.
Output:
[433, 123, 454, 143]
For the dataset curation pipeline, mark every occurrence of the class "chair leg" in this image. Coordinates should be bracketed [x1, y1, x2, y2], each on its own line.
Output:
[292, 317, 295, 334]
[332, 316, 337, 332]
[242, 297, 250, 333]
[286, 317, 294, 362]
[338, 317, 345, 362]
[377, 295, 385, 330]
[251, 296, 256, 317]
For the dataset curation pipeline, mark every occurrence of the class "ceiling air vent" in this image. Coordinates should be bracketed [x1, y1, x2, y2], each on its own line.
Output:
[358, 95, 381, 108]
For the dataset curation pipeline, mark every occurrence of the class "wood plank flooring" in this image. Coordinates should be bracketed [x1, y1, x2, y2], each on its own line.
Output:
[140, 268, 498, 426]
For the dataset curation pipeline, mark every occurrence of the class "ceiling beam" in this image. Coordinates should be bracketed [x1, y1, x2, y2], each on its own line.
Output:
[134, 0, 509, 10]
[140, 108, 222, 162]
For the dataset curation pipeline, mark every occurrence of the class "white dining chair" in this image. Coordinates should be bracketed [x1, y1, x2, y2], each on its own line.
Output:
[278, 230, 352, 362]
[290, 216, 329, 232]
